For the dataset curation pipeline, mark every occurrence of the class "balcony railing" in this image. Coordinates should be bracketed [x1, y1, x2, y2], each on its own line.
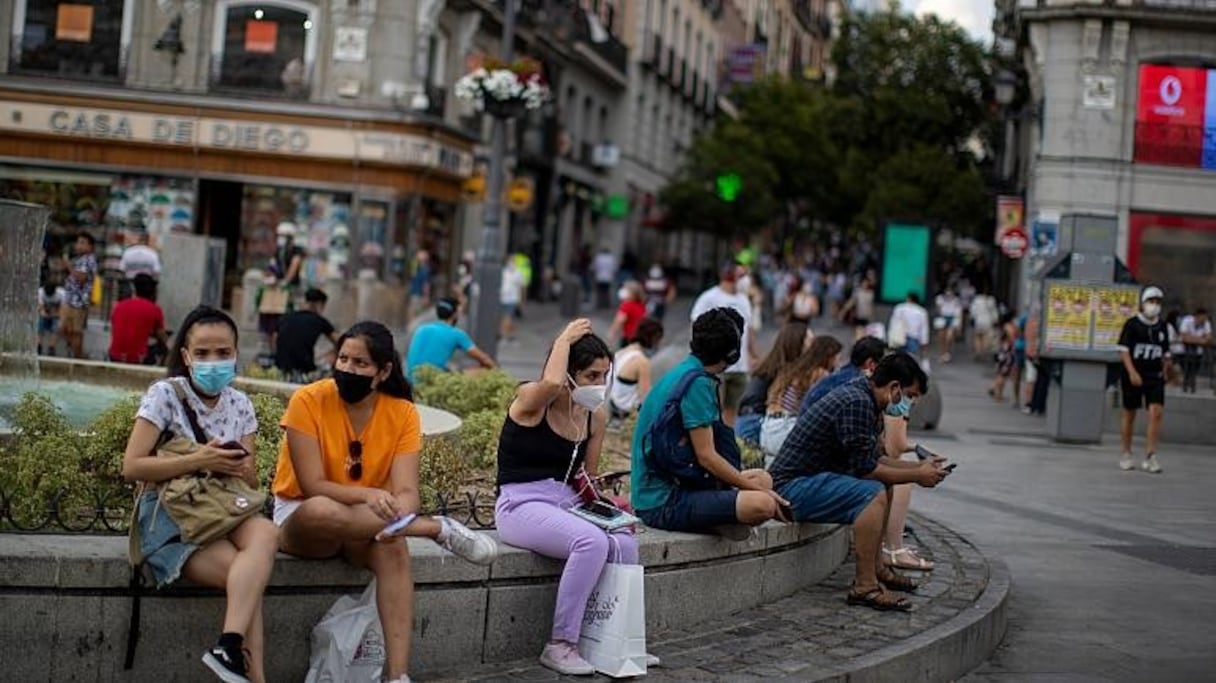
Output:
[689, 72, 700, 101]
[570, 9, 628, 76]
[644, 33, 662, 71]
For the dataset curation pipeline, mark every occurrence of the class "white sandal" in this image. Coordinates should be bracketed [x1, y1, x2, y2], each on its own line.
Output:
[883, 545, 935, 571]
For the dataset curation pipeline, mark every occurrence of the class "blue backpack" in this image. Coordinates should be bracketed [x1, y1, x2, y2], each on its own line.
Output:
[643, 368, 742, 489]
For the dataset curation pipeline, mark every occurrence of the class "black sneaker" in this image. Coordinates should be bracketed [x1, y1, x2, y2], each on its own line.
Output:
[202, 644, 250, 683]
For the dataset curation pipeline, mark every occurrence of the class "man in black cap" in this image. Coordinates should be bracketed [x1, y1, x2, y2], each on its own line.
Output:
[406, 297, 497, 381]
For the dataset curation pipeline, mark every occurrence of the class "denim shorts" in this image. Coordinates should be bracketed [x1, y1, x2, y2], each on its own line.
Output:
[135, 490, 199, 588]
[636, 488, 739, 534]
[777, 473, 883, 525]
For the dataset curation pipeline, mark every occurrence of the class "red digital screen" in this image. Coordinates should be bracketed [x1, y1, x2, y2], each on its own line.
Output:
[1134, 64, 1216, 168]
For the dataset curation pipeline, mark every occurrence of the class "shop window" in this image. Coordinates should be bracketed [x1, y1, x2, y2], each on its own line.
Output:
[12, 0, 132, 80]
[211, 0, 318, 97]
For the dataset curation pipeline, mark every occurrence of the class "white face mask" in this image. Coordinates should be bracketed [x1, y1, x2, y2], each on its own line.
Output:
[1143, 303, 1161, 319]
[617, 287, 630, 300]
[649, 266, 663, 279]
[568, 375, 608, 411]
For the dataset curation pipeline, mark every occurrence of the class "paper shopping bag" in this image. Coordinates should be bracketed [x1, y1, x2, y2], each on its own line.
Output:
[304, 580, 385, 683]
[258, 287, 289, 314]
[578, 563, 648, 678]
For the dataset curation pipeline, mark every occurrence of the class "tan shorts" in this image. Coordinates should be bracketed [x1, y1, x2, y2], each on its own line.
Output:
[721, 372, 748, 411]
[59, 304, 88, 334]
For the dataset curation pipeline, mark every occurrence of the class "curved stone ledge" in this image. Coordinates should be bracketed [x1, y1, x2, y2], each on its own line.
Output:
[0, 522, 847, 680]
[14, 356, 462, 435]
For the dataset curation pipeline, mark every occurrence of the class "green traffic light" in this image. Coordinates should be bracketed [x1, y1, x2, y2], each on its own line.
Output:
[716, 173, 742, 202]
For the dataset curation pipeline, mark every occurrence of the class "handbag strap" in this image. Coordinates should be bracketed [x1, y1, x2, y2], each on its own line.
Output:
[169, 380, 211, 445]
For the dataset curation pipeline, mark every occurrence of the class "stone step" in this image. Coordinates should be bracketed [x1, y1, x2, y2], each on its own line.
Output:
[424, 514, 1009, 683]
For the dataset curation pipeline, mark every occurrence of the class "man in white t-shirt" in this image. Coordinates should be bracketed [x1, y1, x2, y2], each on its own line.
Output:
[592, 248, 617, 309]
[691, 264, 757, 426]
[1178, 308, 1211, 393]
[889, 292, 930, 356]
[120, 233, 161, 280]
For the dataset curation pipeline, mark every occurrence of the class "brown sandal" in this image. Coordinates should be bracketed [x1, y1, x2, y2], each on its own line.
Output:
[878, 569, 920, 593]
[846, 587, 912, 612]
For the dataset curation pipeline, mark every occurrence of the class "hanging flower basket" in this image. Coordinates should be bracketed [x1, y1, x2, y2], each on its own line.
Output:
[454, 57, 549, 118]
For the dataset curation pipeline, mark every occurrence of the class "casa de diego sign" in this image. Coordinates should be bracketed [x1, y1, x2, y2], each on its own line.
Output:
[0, 100, 473, 177]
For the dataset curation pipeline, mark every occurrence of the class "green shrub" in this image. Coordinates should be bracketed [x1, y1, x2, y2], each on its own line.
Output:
[412, 367, 517, 418]
[248, 392, 286, 487]
[457, 409, 503, 470]
[420, 434, 471, 511]
[0, 394, 98, 527]
[242, 364, 284, 382]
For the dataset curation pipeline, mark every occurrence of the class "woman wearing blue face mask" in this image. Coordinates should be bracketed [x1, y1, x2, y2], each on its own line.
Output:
[121, 305, 278, 683]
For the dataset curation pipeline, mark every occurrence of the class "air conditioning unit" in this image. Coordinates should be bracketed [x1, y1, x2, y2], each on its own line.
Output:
[592, 144, 620, 168]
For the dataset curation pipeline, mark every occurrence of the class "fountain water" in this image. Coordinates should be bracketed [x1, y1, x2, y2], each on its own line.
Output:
[0, 199, 49, 381]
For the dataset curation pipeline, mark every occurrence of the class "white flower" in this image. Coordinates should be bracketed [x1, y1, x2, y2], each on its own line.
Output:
[453, 66, 549, 112]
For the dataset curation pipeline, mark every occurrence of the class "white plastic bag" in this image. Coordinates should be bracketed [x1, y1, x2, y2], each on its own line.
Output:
[578, 544, 647, 678]
[304, 580, 385, 683]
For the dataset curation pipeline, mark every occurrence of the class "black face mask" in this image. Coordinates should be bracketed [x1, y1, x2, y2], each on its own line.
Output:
[334, 369, 375, 404]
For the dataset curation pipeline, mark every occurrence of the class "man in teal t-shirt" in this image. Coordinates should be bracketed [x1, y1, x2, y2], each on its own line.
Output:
[406, 298, 496, 381]
[630, 307, 790, 535]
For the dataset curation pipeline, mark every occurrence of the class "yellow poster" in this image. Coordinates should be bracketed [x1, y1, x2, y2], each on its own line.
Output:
[1092, 287, 1139, 350]
[1045, 283, 1092, 350]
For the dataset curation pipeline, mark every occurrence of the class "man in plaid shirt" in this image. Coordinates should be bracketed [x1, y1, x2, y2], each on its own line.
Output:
[769, 353, 950, 611]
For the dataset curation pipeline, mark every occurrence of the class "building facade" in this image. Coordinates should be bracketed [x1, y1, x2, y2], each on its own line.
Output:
[1, 0, 476, 329]
[1001, 0, 1216, 312]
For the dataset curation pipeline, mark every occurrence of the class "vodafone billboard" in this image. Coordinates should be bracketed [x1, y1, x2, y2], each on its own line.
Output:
[1134, 64, 1216, 169]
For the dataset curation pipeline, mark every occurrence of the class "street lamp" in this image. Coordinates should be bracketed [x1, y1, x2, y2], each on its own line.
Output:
[469, 0, 518, 359]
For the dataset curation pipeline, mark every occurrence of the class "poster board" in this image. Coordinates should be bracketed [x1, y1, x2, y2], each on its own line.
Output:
[1042, 282, 1141, 358]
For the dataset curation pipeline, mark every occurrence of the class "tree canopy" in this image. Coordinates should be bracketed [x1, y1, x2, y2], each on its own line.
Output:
[660, 9, 994, 240]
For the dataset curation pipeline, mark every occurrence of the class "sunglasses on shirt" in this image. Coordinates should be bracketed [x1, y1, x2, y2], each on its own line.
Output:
[347, 440, 363, 481]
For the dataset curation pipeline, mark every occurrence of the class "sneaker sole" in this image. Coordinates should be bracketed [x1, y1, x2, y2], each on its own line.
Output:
[539, 658, 595, 676]
[201, 653, 251, 683]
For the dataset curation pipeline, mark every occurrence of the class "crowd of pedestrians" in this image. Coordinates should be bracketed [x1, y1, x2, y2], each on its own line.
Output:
[37, 229, 1212, 681]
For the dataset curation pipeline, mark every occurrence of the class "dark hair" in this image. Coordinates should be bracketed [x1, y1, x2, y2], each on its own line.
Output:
[568, 333, 612, 375]
[691, 307, 743, 365]
[1197, 307, 1209, 316]
[753, 320, 808, 382]
[166, 306, 239, 377]
[304, 288, 328, 304]
[132, 273, 157, 300]
[76, 232, 96, 247]
[436, 296, 459, 320]
[336, 321, 413, 400]
[42, 280, 58, 297]
[631, 317, 664, 349]
[850, 336, 887, 367]
[872, 352, 929, 395]
[906, 292, 920, 304]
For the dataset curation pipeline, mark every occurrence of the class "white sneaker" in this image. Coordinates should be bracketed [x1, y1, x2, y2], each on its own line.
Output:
[646, 653, 662, 668]
[1141, 453, 1163, 474]
[1119, 452, 1134, 471]
[436, 516, 499, 565]
[539, 641, 595, 675]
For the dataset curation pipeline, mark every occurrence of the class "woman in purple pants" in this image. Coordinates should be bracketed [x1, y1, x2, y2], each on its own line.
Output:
[494, 319, 651, 675]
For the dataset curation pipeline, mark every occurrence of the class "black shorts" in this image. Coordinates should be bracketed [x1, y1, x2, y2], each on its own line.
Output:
[1121, 377, 1165, 410]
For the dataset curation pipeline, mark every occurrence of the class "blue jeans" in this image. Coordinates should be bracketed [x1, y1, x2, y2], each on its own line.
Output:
[636, 488, 739, 533]
[777, 473, 883, 525]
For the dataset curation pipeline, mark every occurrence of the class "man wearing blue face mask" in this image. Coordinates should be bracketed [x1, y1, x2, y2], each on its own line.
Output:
[768, 353, 949, 612]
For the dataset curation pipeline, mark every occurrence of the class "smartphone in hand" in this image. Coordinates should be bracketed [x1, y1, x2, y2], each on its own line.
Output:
[220, 441, 249, 456]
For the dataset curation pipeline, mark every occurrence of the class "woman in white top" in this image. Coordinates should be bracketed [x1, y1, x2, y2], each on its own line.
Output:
[935, 288, 963, 363]
[608, 318, 664, 417]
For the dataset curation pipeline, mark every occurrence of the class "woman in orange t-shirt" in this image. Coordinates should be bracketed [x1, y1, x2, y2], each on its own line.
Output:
[272, 321, 497, 683]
